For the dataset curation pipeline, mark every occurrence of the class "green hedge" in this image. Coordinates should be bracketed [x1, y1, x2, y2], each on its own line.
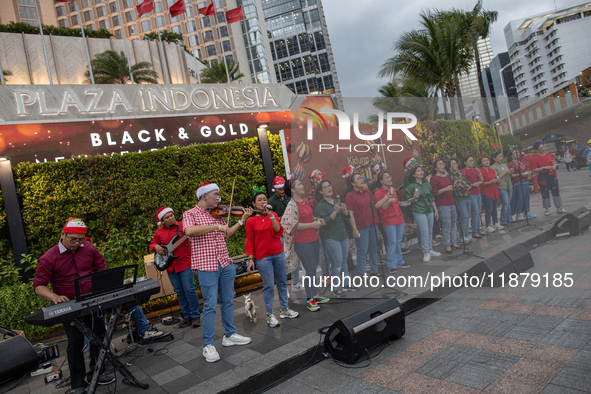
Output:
[0, 282, 57, 338]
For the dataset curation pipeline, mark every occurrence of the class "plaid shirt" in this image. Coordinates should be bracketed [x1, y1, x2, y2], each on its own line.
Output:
[182, 205, 232, 272]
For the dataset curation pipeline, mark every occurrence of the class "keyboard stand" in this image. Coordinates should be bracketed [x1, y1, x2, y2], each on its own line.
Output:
[72, 306, 149, 394]
[115, 311, 152, 358]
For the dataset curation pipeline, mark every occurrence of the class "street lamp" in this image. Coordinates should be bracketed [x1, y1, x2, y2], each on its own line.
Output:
[472, 115, 481, 157]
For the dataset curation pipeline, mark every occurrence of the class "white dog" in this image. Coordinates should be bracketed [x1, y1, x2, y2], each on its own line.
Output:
[243, 294, 257, 323]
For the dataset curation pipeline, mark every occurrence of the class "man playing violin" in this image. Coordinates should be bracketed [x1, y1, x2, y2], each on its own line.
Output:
[182, 183, 253, 363]
[150, 207, 201, 329]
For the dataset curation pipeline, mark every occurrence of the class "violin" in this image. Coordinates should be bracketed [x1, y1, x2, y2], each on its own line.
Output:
[210, 205, 265, 219]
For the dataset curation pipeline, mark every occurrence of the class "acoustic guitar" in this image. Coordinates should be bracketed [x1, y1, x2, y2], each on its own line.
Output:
[154, 234, 188, 271]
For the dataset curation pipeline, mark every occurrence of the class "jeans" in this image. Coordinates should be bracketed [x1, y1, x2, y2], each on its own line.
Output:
[565, 162, 573, 171]
[324, 238, 350, 289]
[168, 267, 201, 320]
[482, 195, 498, 227]
[457, 199, 471, 239]
[256, 252, 288, 315]
[438, 205, 457, 248]
[498, 189, 513, 225]
[294, 240, 320, 299]
[414, 212, 434, 254]
[538, 172, 563, 209]
[356, 225, 379, 276]
[130, 305, 150, 336]
[198, 262, 236, 347]
[433, 218, 441, 237]
[382, 223, 406, 269]
[511, 180, 530, 215]
[318, 237, 330, 276]
[469, 194, 482, 235]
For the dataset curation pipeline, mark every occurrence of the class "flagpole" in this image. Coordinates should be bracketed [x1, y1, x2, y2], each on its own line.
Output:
[115, 0, 134, 84]
[75, 1, 94, 84]
[156, 17, 171, 84]
[33, 0, 53, 84]
[213, 4, 231, 83]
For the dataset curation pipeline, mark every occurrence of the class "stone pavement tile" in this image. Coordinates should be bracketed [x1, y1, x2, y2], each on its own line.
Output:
[150, 365, 191, 386]
[476, 299, 513, 311]
[382, 348, 442, 372]
[111, 378, 168, 394]
[362, 362, 409, 387]
[445, 350, 519, 390]
[579, 298, 591, 309]
[294, 364, 359, 392]
[222, 348, 264, 367]
[572, 280, 591, 289]
[554, 348, 591, 374]
[326, 378, 398, 394]
[184, 355, 235, 376]
[541, 319, 591, 349]
[550, 368, 591, 392]
[540, 384, 588, 393]
[505, 358, 564, 386]
[384, 372, 441, 394]
[140, 357, 181, 377]
[405, 312, 453, 328]
[472, 312, 527, 337]
[159, 372, 204, 394]
[425, 381, 480, 394]
[414, 345, 481, 380]
[502, 302, 540, 315]
[486, 337, 536, 357]
[532, 305, 577, 318]
[503, 315, 564, 342]
[483, 373, 546, 394]
[454, 332, 498, 350]
[524, 343, 579, 365]
[170, 348, 201, 364]
[270, 378, 326, 394]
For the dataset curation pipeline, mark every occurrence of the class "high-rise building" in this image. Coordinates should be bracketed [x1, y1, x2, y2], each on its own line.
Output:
[504, 2, 591, 105]
[50, 0, 276, 84]
[0, 0, 57, 28]
[483, 52, 520, 120]
[458, 37, 495, 98]
[261, 0, 343, 109]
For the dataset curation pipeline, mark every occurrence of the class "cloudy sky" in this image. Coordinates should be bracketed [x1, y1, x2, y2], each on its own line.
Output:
[322, 0, 585, 98]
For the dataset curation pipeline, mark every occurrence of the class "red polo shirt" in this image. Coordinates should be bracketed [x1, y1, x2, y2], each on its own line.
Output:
[150, 221, 191, 274]
[507, 158, 528, 185]
[245, 215, 284, 260]
[531, 153, 557, 176]
[479, 167, 499, 199]
[429, 175, 455, 206]
[373, 187, 404, 226]
[33, 241, 107, 300]
[345, 188, 380, 230]
[461, 168, 481, 196]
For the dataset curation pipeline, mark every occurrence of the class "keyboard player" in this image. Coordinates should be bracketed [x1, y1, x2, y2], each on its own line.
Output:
[32, 218, 115, 393]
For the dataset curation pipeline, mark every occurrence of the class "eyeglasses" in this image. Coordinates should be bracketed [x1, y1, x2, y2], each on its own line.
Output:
[66, 234, 85, 244]
[322, 185, 332, 189]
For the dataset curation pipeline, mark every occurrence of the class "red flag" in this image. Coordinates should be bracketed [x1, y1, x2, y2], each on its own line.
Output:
[198, 3, 215, 16]
[169, 0, 186, 18]
[136, 0, 154, 17]
[226, 6, 244, 23]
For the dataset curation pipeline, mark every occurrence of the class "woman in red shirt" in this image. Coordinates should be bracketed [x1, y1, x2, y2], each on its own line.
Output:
[430, 159, 461, 253]
[373, 171, 408, 273]
[479, 156, 501, 233]
[531, 141, 568, 216]
[461, 154, 485, 238]
[246, 190, 299, 327]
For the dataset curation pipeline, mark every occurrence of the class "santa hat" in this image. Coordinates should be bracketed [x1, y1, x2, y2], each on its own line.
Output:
[156, 207, 173, 226]
[272, 176, 286, 192]
[196, 182, 219, 199]
[308, 170, 325, 186]
[63, 217, 87, 234]
[342, 165, 355, 178]
[403, 157, 412, 171]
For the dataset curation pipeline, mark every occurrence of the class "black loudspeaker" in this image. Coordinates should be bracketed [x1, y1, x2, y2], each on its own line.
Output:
[324, 298, 405, 364]
[465, 243, 534, 287]
[552, 207, 591, 237]
[0, 329, 41, 384]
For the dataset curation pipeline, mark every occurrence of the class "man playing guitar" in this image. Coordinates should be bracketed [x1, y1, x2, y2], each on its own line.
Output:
[150, 207, 201, 329]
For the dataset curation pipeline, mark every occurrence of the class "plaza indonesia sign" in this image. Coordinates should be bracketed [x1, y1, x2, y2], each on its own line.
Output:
[0, 84, 296, 164]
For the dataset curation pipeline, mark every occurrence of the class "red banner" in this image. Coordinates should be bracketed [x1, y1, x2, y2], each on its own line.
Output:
[226, 6, 243, 23]
[198, 3, 215, 16]
[136, 0, 154, 17]
[169, 0, 186, 18]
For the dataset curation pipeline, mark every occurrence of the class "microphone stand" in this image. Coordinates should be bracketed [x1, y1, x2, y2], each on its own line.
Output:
[510, 152, 543, 232]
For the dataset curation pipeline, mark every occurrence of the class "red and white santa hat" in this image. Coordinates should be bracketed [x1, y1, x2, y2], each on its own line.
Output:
[308, 169, 325, 186]
[403, 157, 412, 171]
[196, 182, 219, 199]
[156, 207, 173, 226]
[272, 176, 286, 192]
[63, 217, 87, 234]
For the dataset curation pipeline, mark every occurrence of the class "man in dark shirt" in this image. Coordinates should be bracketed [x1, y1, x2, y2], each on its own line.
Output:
[33, 218, 115, 393]
[267, 176, 290, 219]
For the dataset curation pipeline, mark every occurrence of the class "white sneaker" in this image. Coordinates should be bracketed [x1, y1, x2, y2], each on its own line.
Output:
[494, 223, 504, 230]
[292, 282, 304, 291]
[203, 344, 220, 363]
[423, 253, 431, 262]
[463, 237, 471, 243]
[429, 250, 441, 257]
[266, 313, 280, 327]
[280, 308, 300, 319]
[435, 234, 442, 239]
[142, 328, 165, 340]
[487, 226, 496, 233]
[222, 333, 252, 347]
[432, 239, 441, 247]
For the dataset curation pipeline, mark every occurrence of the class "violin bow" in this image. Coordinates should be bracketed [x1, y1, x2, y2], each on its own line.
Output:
[227, 177, 236, 225]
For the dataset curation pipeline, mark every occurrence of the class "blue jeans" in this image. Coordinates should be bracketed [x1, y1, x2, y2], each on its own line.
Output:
[382, 223, 406, 269]
[130, 305, 150, 336]
[318, 236, 329, 276]
[356, 225, 379, 276]
[538, 172, 563, 209]
[294, 240, 320, 299]
[414, 212, 433, 254]
[511, 180, 530, 215]
[469, 194, 482, 235]
[457, 199, 471, 239]
[168, 267, 201, 319]
[482, 195, 498, 227]
[499, 189, 513, 225]
[324, 238, 350, 289]
[197, 262, 236, 347]
[438, 205, 457, 248]
[256, 252, 288, 315]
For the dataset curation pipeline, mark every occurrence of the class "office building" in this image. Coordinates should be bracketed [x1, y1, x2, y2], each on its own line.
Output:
[0, 0, 57, 27]
[458, 37, 495, 98]
[482, 52, 520, 120]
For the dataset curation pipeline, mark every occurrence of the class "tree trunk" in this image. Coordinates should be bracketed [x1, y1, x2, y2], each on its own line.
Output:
[440, 87, 449, 119]
[449, 94, 456, 120]
[475, 49, 493, 125]
[455, 77, 466, 120]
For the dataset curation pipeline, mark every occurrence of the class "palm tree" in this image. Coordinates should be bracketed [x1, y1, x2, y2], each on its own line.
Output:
[143, 32, 158, 41]
[84, 50, 158, 84]
[379, 11, 473, 119]
[2, 69, 12, 84]
[200, 61, 244, 83]
[159, 30, 183, 43]
[370, 77, 439, 122]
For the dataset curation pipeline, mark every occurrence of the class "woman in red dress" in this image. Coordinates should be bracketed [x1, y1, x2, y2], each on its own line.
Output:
[479, 156, 502, 233]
